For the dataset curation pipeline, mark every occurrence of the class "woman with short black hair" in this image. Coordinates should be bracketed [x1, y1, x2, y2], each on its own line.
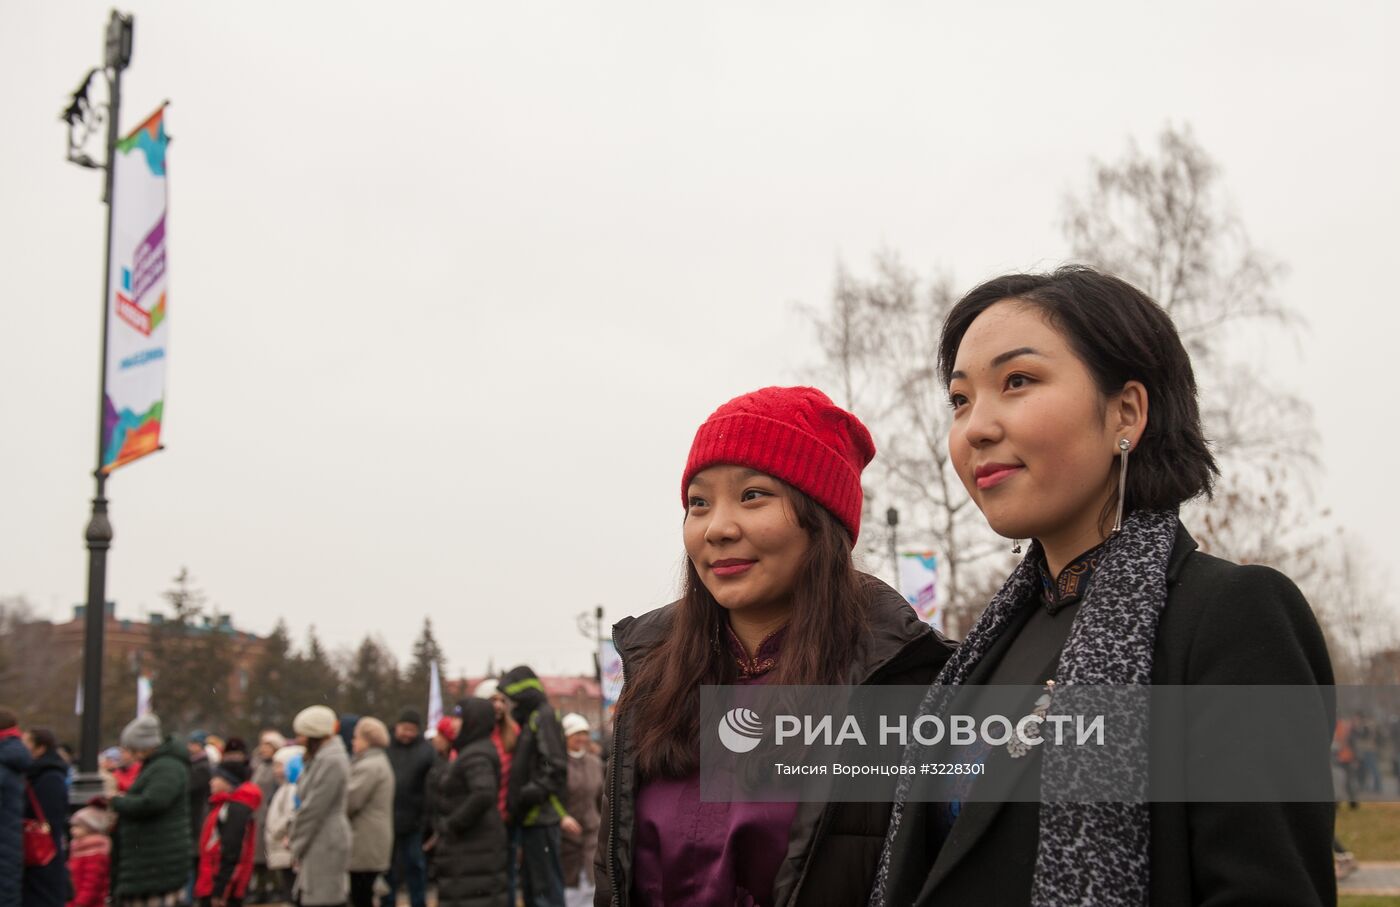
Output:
[871, 267, 1335, 907]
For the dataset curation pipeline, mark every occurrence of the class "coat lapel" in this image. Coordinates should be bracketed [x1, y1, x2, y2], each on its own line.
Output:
[916, 608, 1063, 900]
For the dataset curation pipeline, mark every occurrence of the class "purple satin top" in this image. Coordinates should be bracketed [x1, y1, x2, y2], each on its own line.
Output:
[630, 623, 799, 907]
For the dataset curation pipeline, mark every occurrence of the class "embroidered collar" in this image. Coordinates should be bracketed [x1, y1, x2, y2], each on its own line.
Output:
[1035, 539, 1109, 615]
[724, 621, 787, 679]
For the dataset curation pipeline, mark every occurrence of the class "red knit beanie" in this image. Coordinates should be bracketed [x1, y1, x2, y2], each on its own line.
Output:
[681, 386, 876, 544]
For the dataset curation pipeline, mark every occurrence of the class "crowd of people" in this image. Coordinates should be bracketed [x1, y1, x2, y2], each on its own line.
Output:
[0, 664, 604, 907]
[0, 267, 1384, 906]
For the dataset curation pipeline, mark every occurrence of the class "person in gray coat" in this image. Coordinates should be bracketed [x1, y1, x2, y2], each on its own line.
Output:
[347, 718, 395, 907]
[290, 706, 351, 907]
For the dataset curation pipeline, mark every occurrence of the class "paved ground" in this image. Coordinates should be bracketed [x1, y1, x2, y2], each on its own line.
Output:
[1339, 862, 1400, 896]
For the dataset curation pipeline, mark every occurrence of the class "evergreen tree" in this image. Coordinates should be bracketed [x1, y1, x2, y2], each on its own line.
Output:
[248, 619, 297, 733]
[287, 626, 343, 711]
[147, 568, 235, 732]
[344, 635, 401, 720]
[401, 618, 446, 716]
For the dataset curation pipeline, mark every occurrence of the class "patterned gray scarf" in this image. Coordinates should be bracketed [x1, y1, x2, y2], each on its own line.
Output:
[869, 508, 1179, 907]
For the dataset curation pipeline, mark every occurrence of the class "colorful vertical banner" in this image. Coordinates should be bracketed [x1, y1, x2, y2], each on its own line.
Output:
[426, 660, 444, 738]
[136, 675, 152, 718]
[898, 550, 941, 632]
[600, 639, 624, 721]
[103, 105, 170, 472]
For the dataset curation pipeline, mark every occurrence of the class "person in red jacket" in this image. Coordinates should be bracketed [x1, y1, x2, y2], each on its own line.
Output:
[195, 766, 263, 907]
[66, 804, 111, 907]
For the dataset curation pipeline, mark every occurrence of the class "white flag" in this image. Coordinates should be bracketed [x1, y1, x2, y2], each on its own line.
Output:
[137, 676, 152, 718]
[426, 660, 443, 738]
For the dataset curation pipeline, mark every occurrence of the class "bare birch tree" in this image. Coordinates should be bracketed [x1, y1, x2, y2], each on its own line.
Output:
[802, 253, 1005, 637]
[1063, 124, 1322, 567]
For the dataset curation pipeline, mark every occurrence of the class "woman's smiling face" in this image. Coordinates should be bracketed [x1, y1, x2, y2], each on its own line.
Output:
[947, 299, 1142, 553]
[683, 465, 811, 618]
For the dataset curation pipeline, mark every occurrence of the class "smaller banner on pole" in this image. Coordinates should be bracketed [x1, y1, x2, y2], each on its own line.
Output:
[136, 675, 152, 718]
[898, 551, 941, 633]
[426, 661, 444, 738]
[600, 639, 623, 721]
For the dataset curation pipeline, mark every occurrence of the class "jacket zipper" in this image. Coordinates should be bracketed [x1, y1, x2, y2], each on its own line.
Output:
[607, 635, 629, 907]
[785, 628, 936, 903]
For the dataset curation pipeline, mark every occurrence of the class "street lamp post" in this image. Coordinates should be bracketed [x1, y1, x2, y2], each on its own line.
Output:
[577, 605, 606, 728]
[64, 10, 134, 805]
[886, 506, 900, 591]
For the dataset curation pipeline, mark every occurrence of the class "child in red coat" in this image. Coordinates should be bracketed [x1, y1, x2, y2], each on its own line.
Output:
[195, 767, 264, 907]
[67, 804, 112, 907]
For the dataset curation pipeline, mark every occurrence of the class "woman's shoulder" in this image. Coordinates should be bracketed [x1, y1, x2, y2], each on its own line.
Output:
[1156, 537, 1331, 685]
[613, 600, 680, 658]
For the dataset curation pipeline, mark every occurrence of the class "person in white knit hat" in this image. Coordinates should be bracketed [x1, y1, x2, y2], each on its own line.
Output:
[558, 713, 602, 907]
[290, 706, 350, 907]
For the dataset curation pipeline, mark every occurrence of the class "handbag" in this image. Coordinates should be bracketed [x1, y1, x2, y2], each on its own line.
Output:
[22, 783, 57, 867]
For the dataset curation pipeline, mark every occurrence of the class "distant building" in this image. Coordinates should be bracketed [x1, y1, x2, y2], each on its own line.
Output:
[37, 601, 268, 708]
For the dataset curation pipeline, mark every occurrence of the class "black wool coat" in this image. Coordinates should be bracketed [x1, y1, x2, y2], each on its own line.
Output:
[899, 522, 1337, 907]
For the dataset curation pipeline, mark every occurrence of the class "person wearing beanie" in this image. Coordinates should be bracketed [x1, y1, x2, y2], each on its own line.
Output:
[596, 386, 954, 906]
[469, 681, 518, 823]
[498, 664, 567, 907]
[194, 768, 263, 907]
[346, 718, 395, 907]
[68, 804, 113, 907]
[121, 714, 163, 753]
[110, 713, 193, 907]
[432, 698, 509, 907]
[557, 715, 601, 907]
[247, 732, 286, 904]
[186, 729, 214, 894]
[420, 717, 455, 866]
[0, 707, 30, 907]
[261, 747, 304, 905]
[22, 726, 71, 907]
[288, 708, 350, 907]
[290, 706, 351, 907]
[381, 709, 433, 907]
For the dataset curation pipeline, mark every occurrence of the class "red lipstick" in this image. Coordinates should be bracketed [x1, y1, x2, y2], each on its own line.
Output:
[711, 559, 756, 577]
[974, 463, 1023, 490]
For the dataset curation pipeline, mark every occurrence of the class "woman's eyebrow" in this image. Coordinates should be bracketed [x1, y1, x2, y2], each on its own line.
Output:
[949, 347, 1046, 380]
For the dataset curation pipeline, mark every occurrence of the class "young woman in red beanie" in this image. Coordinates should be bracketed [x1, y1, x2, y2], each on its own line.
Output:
[594, 386, 954, 907]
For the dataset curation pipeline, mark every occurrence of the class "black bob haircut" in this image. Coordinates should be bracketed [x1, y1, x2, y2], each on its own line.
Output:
[938, 266, 1219, 513]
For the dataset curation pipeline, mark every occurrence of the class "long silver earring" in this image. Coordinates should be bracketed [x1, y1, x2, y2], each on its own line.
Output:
[1111, 438, 1131, 534]
[1011, 539, 1023, 555]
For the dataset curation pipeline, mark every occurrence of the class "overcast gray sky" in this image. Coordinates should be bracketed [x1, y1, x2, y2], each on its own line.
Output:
[3, 1, 1397, 678]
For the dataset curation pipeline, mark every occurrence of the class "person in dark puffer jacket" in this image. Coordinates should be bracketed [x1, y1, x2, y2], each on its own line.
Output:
[434, 699, 508, 907]
[501, 665, 568, 907]
[110, 714, 192, 907]
[22, 727, 72, 907]
[0, 707, 33, 907]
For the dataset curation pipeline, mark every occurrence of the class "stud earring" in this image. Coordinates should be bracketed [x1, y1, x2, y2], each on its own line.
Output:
[1111, 438, 1131, 534]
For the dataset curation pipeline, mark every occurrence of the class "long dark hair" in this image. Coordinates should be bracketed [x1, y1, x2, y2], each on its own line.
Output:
[618, 486, 869, 779]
